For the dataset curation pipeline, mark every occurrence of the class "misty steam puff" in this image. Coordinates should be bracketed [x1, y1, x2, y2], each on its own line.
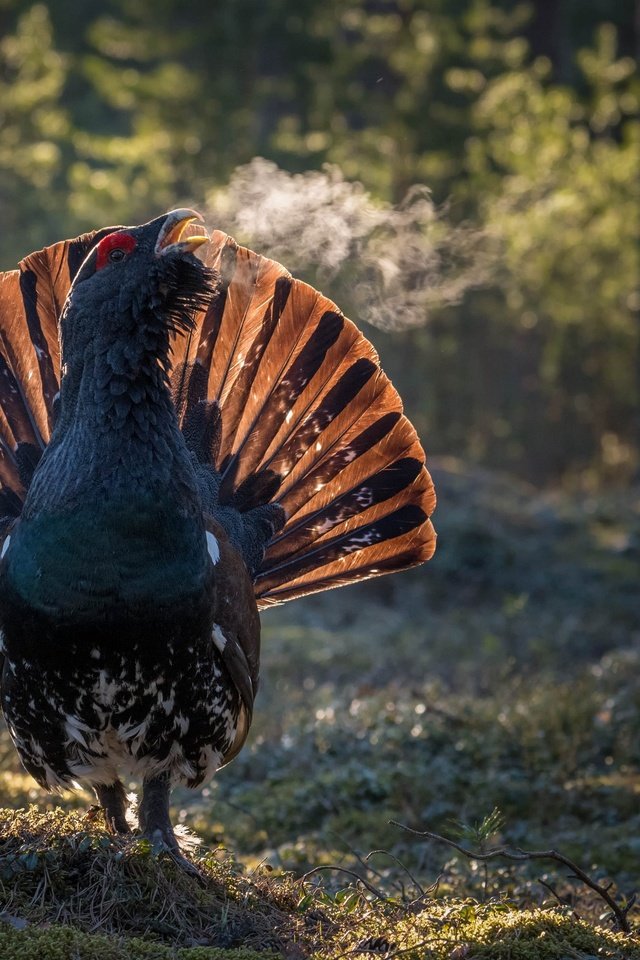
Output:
[205, 158, 491, 330]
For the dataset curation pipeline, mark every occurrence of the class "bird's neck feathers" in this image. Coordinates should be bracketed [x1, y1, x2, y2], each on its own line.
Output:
[8, 299, 209, 620]
[24, 298, 199, 517]
[60, 297, 177, 452]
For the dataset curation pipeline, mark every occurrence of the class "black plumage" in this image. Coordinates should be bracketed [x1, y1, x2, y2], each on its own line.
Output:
[0, 210, 436, 868]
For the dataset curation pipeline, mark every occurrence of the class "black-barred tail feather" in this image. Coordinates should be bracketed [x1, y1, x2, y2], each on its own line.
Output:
[0, 224, 436, 607]
[175, 231, 436, 605]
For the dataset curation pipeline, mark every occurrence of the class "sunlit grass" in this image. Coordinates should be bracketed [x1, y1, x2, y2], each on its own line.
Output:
[0, 807, 638, 959]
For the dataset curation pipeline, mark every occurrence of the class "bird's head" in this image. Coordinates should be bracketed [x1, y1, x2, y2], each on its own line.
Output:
[60, 209, 216, 372]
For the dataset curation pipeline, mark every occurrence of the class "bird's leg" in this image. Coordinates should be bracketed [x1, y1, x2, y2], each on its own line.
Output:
[138, 774, 201, 878]
[94, 780, 131, 834]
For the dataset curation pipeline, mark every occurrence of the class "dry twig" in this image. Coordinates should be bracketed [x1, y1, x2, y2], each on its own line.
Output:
[390, 819, 636, 934]
[300, 865, 389, 901]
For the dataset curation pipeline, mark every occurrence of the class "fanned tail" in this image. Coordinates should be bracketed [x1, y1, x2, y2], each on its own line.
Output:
[0, 225, 436, 605]
[171, 232, 436, 606]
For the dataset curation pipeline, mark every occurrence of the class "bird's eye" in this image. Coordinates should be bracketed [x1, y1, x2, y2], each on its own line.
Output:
[95, 231, 137, 271]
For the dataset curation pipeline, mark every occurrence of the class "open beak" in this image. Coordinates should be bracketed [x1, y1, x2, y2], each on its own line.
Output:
[155, 208, 209, 256]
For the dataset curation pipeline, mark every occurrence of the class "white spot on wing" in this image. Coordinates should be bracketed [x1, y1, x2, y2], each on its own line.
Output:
[206, 531, 220, 565]
[1, 536, 10, 559]
[212, 623, 227, 653]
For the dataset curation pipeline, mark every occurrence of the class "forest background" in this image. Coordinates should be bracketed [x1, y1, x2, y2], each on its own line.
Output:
[0, 0, 639, 953]
[1, 0, 638, 487]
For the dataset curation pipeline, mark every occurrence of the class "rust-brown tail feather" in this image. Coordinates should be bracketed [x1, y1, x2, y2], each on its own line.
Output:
[169, 231, 436, 605]
[0, 227, 436, 606]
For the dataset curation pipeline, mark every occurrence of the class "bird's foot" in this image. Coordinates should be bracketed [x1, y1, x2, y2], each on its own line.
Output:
[138, 774, 205, 880]
[142, 827, 204, 881]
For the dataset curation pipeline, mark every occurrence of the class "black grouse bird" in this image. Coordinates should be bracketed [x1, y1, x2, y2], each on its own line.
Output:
[0, 210, 435, 868]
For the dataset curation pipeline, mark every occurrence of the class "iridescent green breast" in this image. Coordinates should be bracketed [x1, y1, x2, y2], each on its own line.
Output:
[3, 493, 208, 620]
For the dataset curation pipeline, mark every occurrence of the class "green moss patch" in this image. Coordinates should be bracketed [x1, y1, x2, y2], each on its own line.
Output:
[0, 927, 273, 960]
[313, 898, 640, 960]
[0, 808, 639, 959]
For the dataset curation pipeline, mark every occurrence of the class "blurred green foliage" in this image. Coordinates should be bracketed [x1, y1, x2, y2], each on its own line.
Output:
[0, 0, 638, 485]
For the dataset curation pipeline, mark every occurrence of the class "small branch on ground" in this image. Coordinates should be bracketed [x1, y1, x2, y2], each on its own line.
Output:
[389, 819, 636, 934]
[537, 875, 581, 920]
[300, 865, 389, 901]
[364, 848, 427, 899]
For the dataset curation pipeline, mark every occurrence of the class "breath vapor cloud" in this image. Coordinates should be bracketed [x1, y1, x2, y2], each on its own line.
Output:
[205, 158, 492, 331]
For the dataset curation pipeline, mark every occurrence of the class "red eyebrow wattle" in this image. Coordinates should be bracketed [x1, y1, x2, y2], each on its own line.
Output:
[96, 232, 137, 270]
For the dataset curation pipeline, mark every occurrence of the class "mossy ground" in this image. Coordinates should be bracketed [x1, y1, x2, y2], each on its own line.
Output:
[0, 807, 638, 959]
[0, 461, 639, 958]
